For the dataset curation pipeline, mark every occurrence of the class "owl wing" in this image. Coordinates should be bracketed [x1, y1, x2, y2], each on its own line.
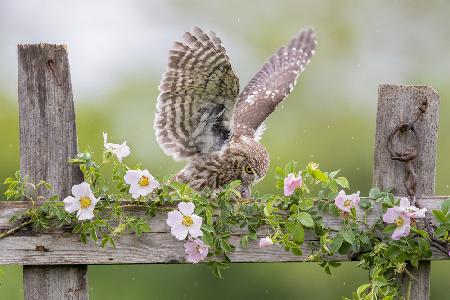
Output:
[154, 27, 240, 161]
[233, 28, 316, 140]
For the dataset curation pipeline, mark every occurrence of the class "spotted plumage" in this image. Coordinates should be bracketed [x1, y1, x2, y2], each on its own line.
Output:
[154, 27, 316, 197]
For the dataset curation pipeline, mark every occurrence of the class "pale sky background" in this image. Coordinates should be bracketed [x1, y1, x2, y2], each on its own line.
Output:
[1, 0, 450, 107]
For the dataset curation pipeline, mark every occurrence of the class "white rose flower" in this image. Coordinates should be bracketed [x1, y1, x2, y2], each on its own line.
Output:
[103, 132, 131, 163]
[166, 202, 203, 240]
[124, 169, 160, 199]
[63, 182, 99, 220]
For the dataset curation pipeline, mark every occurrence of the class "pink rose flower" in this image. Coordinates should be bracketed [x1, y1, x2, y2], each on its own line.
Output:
[382, 197, 426, 240]
[166, 202, 203, 240]
[284, 173, 302, 196]
[335, 190, 360, 213]
[399, 197, 427, 218]
[383, 208, 411, 240]
[259, 236, 273, 248]
[184, 238, 208, 263]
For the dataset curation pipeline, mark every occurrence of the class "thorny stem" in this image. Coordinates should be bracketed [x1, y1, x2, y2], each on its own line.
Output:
[416, 202, 449, 255]
[0, 219, 34, 239]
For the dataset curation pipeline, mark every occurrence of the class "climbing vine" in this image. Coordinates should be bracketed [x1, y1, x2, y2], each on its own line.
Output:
[2, 133, 449, 299]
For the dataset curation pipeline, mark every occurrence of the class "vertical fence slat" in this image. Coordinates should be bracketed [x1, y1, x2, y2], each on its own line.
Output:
[374, 84, 440, 299]
[18, 44, 88, 300]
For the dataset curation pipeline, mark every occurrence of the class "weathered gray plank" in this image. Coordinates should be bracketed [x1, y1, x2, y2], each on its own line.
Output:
[23, 266, 87, 300]
[374, 84, 440, 300]
[18, 43, 88, 300]
[0, 197, 447, 265]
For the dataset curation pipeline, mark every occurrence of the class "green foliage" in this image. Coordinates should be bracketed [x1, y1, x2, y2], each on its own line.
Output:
[2, 146, 448, 299]
[432, 199, 450, 242]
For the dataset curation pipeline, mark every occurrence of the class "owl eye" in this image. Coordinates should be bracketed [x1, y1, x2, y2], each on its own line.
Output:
[244, 165, 254, 174]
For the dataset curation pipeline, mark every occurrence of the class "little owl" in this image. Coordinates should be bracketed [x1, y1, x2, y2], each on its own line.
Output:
[154, 27, 316, 197]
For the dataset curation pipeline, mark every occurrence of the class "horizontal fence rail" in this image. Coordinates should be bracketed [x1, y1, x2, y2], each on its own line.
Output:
[0, 197, 448, 265]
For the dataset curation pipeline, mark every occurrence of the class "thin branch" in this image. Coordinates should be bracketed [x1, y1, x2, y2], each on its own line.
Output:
[0, 219, 34, 239]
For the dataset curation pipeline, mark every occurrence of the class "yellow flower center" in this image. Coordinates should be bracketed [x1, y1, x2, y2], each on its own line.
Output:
[79, 196, 91, 209]
[395, 216, 404, 227]
[344, 199, 352, 207]
[138, 176, 149, 187]
[182, 215, 193, 227]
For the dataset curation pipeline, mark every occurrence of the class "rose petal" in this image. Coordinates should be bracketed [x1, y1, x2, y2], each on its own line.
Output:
[167, 210, 183, 227]
[63, 196, 80, 213]
[124, 170, 142, 185]
[77, 208, 95, 221]
[171, 224, 188, 240]
[399, 197, 410, 208]
[178, 202, 195, 215]
[259, 237, 273, 248]
[188, 226, 203, 238]
[383, 207, 401, 223]
[72, 182, 92, 199]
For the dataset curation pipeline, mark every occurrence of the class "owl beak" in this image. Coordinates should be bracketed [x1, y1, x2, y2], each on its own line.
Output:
[240, 186, 251, 199]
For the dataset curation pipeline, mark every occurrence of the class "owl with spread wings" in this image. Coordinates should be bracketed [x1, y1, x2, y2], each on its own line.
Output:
[154, 27, 316, 197]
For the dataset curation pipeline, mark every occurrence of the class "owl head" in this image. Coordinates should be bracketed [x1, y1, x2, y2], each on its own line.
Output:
[228, 136, 270, 197]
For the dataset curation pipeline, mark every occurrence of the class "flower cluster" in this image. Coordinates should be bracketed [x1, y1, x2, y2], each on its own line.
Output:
[383, 197, 427, 240]
[167, 202, 208, 263]
[63, 133, 159, 220]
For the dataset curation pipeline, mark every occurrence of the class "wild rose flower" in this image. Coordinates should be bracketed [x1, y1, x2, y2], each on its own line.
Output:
[284, 173, 302, 196]
[383, 197, 426, 240]
[184, 237, 208, 263]
[124, 169, 160, 199]
[63, 182, 99, 220]
[259, 236, 274, 248]
[335, 190, 360, 213]
[166, 202, 203, 240]
[398, 197, 427, 218]
[103, 132, 130, 163]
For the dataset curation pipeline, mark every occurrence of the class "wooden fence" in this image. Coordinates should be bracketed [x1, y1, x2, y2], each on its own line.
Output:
[0, 44, 448, 300]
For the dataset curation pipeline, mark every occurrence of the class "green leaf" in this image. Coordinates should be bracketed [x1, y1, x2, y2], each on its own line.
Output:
[415, 229, 430, 240]
[328, 170, 339, 179]
[441, 199, 450, 213]
[240, 235, 249, 248]
[202, 232, 214, 246]
[369, 187, 380, 199]
[335, 177, 349, 189]
[432, 210, 448, 223]
[358, 198, 372, 210]
[312, 169, 328, 182]
[342, 230, 356, 245]
[297, 212, 314, 228]
[330, 235, 344, 253]
[291, 246, 302, 256]
[206, 209, 213, 226]
[356, 283, 371, 297]
[299, 199, 314, 210]
[201, 224, 215, 233]
[287, 222, 304, 244]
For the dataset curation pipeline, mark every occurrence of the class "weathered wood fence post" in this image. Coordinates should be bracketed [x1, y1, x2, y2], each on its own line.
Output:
[374, 84, 439, 299]
[18, 44, 88, 300]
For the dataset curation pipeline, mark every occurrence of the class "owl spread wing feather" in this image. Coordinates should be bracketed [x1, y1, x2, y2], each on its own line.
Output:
[233, 28, 316, 140]
[154, 27, 240, 161]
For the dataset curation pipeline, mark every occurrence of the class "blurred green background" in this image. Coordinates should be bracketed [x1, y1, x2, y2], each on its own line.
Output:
[0, 0, 449, 299]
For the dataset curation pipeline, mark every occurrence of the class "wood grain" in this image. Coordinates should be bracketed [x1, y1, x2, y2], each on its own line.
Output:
[0, 197, 448, 265]
[18, 43, 88, 300]
[374, 84, 440, 300]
